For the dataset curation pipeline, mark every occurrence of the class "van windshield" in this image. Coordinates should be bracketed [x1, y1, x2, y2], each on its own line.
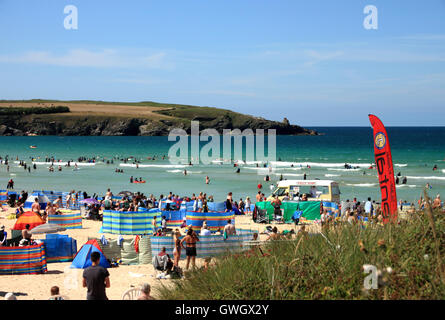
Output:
[298, 185, 330, 196]
[273, 188, 287, 197]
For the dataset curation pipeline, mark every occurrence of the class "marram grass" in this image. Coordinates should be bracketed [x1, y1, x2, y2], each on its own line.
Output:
[156, 208, 445, 300]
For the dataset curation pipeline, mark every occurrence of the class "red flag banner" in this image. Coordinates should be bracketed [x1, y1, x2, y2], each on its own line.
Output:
[368, 114, 398, 223]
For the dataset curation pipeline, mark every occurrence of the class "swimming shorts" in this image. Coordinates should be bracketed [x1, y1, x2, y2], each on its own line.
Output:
[186, 247, 197, 257]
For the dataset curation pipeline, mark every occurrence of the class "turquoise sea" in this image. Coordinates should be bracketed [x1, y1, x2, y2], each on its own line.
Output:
[1, 127, 444, 204]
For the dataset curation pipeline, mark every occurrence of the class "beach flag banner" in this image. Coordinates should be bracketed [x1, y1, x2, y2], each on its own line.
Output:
[12, 211, 45, 230]
[43, 234, 77, 263]
[48, 212, 82, 229]
[102, 210, 162, 235]
[186, 211, 235, 231]
[151, 229, 254, 259]
[0, 244, 47, 275]
[369, 114, 398, 223]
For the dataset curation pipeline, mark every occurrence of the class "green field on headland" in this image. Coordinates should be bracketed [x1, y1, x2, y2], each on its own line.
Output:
[0, 99, 317, 136]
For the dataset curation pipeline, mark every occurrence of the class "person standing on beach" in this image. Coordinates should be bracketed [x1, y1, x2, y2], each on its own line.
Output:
[256, 191, 262, 203]
[65, 192, 72, 209]
[225, 192, 233, 212]
[32, 198, 41, 215]
[173, 229, 182, 267]
[82, 251, 110, 300]
[364, 197, 373, 216]
[180, 228, 199, 270]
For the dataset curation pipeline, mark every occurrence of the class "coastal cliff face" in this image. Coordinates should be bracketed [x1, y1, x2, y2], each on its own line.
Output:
[0, 100, 318, 136]
[0, 115, 317, 136]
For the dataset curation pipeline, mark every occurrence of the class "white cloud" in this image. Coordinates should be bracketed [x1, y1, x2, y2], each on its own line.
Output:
[0, 49, 172, 69]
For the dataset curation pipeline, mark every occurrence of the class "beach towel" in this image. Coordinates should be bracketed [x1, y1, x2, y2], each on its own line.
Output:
[134, 235, 140, 253]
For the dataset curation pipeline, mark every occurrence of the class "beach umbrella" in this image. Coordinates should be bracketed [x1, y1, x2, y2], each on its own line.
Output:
[118, 191, 133, 197]
[30, 223, 66, 234]
[81, 198, 101, 205]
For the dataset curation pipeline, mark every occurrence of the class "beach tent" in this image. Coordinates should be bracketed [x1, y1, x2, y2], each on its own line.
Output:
[70, 239, 111, 269]
[12, 211, 45, 230]
[24, 192, 50, 210]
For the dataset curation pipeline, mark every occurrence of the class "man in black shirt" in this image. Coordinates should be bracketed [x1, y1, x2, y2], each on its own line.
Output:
[82, 251, 110, 300]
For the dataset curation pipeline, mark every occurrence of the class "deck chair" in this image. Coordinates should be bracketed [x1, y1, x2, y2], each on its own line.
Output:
[9, 229, 22, 247]
[122, 288, 141, 300]
[255, 209, 269, 224]
[273, 209, 285, 224]
[48, 295, 69, 300]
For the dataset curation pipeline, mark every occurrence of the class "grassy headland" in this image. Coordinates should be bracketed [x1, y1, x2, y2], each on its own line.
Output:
[0, 99, 318, 136]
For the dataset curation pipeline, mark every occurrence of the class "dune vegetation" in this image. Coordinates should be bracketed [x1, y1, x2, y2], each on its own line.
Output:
[157, 192, 445, 300]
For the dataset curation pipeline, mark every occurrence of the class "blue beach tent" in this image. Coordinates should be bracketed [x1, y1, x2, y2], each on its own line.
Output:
[70, 239, 111, 269]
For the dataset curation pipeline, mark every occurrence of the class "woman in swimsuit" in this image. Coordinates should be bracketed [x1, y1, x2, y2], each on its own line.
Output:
[180, 228, 199, 270]
[172, 229, 182, 267]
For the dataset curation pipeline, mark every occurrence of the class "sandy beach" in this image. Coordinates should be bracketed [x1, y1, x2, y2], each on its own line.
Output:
[0, 205, 316, 300]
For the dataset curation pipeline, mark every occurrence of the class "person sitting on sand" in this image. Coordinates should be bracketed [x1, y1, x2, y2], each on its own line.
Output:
[152, 247, 174, 273]
[48, 286, 64, 300]
[224, 219, 236, 236]
[433, 195, 442, 209]
[0, 226, 7, 246]
[200, 223, 212, 236]
[53, 196, 63, 209]
[297, 225, 308, 237]
[138, 283, 155, 300]
[22, 224, 32, 245]
[202, 257, 212, 272]
[45, 202, 57, 216]
[266, 226, 280, 241]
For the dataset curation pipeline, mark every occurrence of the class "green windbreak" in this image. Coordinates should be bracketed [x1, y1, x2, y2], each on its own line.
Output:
[256, 201, 321, 222]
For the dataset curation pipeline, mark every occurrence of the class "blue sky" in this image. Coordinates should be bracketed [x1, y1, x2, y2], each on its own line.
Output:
[0, 0, 444, 126]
